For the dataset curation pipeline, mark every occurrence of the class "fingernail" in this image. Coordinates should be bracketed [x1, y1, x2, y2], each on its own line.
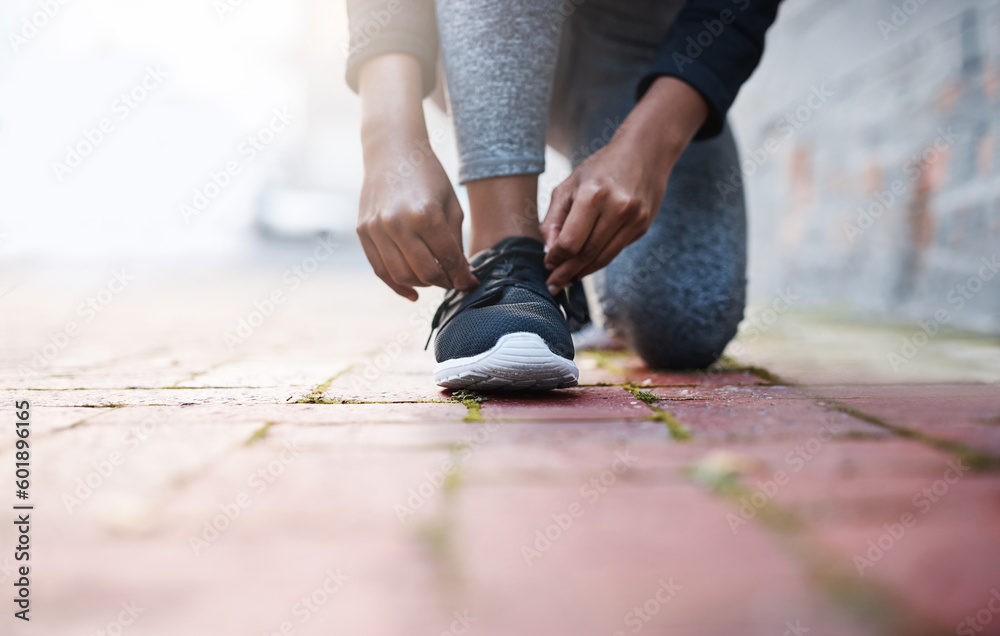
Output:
[547, 284, 560, 296]
[544, 262, 554, 271]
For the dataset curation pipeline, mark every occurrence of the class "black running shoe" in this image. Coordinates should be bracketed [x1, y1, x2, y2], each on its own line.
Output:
[429, 237, 582, 391]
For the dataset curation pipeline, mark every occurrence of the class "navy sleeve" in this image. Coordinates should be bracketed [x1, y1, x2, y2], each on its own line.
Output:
[638, 0, 783, 140]
[344, 0, 439, 97]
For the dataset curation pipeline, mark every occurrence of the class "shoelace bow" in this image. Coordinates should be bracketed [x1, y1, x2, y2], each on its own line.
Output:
[425, 246, 586, 349]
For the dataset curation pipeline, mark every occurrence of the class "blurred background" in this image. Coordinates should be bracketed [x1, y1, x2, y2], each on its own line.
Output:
[1, 0, 998, 333]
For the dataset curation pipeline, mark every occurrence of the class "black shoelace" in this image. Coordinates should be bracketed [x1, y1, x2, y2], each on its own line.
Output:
[425, 245, 586, 349]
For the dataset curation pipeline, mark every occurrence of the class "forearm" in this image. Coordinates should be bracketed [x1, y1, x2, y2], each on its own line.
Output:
[617, 76, 709, 173]
[358, 54, 429, 167]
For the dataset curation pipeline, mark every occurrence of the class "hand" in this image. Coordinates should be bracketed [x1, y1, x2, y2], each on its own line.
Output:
[356, 54, 478, 301]
[540, 76, 709, 294]
[358, 146, 477, 301]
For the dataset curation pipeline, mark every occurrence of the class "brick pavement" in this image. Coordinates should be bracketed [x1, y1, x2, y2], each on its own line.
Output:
[1, 264, 999, 636]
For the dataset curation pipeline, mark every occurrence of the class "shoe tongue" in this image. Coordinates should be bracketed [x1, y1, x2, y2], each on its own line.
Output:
[469, 236, 545, 268]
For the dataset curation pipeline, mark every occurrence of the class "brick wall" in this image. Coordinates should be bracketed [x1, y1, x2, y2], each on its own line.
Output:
[732, 0, 1000, 334]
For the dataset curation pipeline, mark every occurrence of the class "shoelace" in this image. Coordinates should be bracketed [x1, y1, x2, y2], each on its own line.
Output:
[425, 245, 586, 349]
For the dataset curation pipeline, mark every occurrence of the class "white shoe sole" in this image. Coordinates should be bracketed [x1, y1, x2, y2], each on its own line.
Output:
[434, 332, 579, 391]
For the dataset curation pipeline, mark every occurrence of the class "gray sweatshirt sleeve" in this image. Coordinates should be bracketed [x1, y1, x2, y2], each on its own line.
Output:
[344, 0, 439, 96]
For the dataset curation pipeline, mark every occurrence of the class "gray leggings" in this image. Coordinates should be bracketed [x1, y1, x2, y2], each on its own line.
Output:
[436, 0, 747, 369]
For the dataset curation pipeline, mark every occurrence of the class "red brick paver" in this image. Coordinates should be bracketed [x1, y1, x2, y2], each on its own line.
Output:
[2, 269, 998, 636]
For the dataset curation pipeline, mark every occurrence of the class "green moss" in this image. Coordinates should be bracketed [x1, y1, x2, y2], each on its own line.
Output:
[624, 382, 660, 404]
[714, 356, 784, 384]
[688, 455, 942, 636]
[624, 383, 690, 440]
[244, 421, 275, 446]
[649, 410, 692, 441]
[451, 390, 486, 422]
[291, 365, 356, 404]
[825, 401, 999, 472]
[292, 394, 347, 404]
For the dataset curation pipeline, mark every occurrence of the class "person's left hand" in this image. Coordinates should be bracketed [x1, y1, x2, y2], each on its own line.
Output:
[540, 76, 709, 295]
[540, 130, 670, 295]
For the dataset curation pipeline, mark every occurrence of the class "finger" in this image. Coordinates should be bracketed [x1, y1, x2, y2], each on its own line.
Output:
[420, 225, 478, 291]
[381, 208, 460, 289]
[399, 236, 453, 288]
[369, 228, 426, 291]
[544, 185, 604, 270]
[546, 206, 634, 293]
[434, 196, 479, 290]
[540, 184, 572, 253]
[576, 222, 643, 279]
[358, 231, 418, 301]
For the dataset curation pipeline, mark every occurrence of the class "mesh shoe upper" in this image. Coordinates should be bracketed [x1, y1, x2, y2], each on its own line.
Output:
[430, 237, 580, 363]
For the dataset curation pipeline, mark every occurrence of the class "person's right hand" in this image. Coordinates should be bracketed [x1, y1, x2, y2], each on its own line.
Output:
[357, 145, 477, 301]
[356, 54, 477, 301]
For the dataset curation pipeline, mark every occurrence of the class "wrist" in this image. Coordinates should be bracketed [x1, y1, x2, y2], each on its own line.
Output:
[619, 76, 708, 171]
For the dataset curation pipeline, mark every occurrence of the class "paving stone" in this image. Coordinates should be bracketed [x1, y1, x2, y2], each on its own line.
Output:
[0, 405, 110, 437]
[318, 370, 452, 403]
[648, 386, 889, 442]
[0, 387, 299, 407]
[448, 481, 879, 636]
[5, 271, 1000, 635]
[704, 438, 1000, 630]
[727, 311, 1000, 385]
[807, 384, 1000, 456]
[84, 402, 468, 427]
[479, 386, 654, 421]
[174, 357, 355, 388]
[577, 354, 769, 387]
[0, 420, 258, 540]
[18, 540, 443, 636]
[265, 419, 673, 451]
